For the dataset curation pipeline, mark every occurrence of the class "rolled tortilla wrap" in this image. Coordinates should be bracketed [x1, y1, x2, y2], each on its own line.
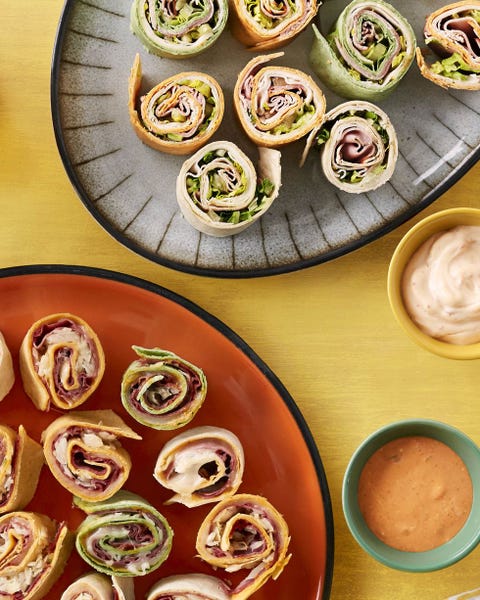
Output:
[121, 346, 207, 430]
[416, 1, 480, 90]
[130, 0, 228, 58]
[60, 573, 135, 600]
[146, 574, 230, 600]
[0, 511, 73, 600]
[176, 141, 281, 237]
[309, 0, 416, 101]
[0, 332, 14, 402]
[234, 52, 326, 147]
[154, 426, 245, 507]
[196, 493, 291, 600]
[229, 0, 318, 50]
[75, 490, 173, 577]
[41, 410, 142, 502]
[302, 100, 398, 193]
[129, 54, 224, 155]
[0, 424, 44, 514]
[19, 312, 105, 411]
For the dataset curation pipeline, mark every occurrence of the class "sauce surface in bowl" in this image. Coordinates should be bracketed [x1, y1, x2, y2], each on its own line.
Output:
[401, 225, 480, 345]
[358, 435, 473, 552]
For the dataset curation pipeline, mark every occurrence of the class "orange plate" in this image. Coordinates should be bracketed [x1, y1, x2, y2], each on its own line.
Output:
[0, 265, 333, 600]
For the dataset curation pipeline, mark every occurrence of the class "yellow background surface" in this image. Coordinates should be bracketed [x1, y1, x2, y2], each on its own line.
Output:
[2, 2, 480, 599]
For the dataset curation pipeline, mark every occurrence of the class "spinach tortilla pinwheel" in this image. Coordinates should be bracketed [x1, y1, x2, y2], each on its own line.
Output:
[19, 312, 106, 411]
[0, 511, 73, 600]
[121, 346, 207, 430]
[41, 409, 142, 502]
[74, 490, 173, 577]
[229, 0, 317, 50]
[234, 52, 326, 147]
[0, 424, 44, 515]
[176, 141, 281, 237]
[416, 1, 480, 90]
[60, 573, 135, 600]
[130, 0, 228, 58]
[301, 100, 398, 193]
[196, 493, 291, 600]
[128, 54, 224, 155]
[309, 0, 416, 101]
[154, 426, 245, 507]
[146, 574, 231, 600]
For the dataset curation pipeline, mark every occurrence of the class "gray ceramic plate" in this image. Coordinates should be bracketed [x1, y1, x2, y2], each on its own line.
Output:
[51, 0, 480, 277]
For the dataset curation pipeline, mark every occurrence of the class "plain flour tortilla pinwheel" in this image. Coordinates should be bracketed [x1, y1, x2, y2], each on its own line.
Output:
[234, 52, 326, 147]
[229, 0, 317, 50]
[176, 140, 281, 237]
[0, 424, 44, 515]
[41, 409, 141, 502]
[309, 0, 416, 101]
[130, 0, 228, 58]
[416, 1, 480, 90]
[19, 312, 105, 411]
[301, 100, 398, 193]
[75, 490, 173, 577]
[0, 511, 73, 600]
[60, 572, 135, 600]
[128, 54, 224, 155]
[154, 426, 245, 507]
[196, 493, 291, 600]
[121, 346, 207, 430]
[146, 574, 231, 600]
[0, 332, 14, 402]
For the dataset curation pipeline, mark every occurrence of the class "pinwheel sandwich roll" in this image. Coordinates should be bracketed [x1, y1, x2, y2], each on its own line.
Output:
[176, 141, 281, 237]
[41, 409, 141, 502]
[302, 100, 398, 193]
[75, 490, 173, 577]
[416, 1, 480, 90]
[60, 573, 135, 600]
[122, 346, 207, 430]
[146, 574, 231, 600]
[0, 331, 14, 402]
[19, 312, 105, 411]
[309, 0, 416, 101]
[229, 0, 317, 50]
[130, 0, 228, 58]
[129, 54, 224, 156]
[196, 493, 291, 600]
[0, 511, 73, 600]
[154, 426, 245, 507]
[0, 424, 44, 514]
[234, 52, 326, 147]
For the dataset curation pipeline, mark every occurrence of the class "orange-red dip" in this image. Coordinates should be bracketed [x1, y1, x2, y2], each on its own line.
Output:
[358, 435, 473, 552]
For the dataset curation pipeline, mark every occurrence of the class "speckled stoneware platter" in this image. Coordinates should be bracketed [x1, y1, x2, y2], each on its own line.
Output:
[51, 0, 480, 277]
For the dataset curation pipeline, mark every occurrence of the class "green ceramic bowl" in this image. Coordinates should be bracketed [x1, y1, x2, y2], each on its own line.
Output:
[342, 419, 480, 572]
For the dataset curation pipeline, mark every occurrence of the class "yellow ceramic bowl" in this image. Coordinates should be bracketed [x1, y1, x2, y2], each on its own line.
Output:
[387, 207, 480, 360]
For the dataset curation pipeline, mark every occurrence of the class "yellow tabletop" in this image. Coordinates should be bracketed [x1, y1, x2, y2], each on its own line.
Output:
[2, 2, 480, 599]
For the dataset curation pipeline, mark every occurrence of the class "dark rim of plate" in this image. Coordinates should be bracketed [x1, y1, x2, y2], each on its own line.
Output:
[50, 0, 480, 279]
[0, 262, 335, 599]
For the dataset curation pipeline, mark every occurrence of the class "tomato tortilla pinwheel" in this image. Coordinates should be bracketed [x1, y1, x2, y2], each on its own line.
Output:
[60, 573, 135, 600]
[416, 1, 480, 90]
[130, 0, 228, 58]
[154, 426, 245, 507]
[229, 0, 317, 50]
[41, 409, 141, 502]
[309, 0, 416, 101]
[234, 52, 326, 148]
[19, 312, 105, 411]
[176, 141, 281, 237]
[121, 346, 207, 430]
[0, 511, 73, 600]
[196, 493, 292, 600]
[146, 574, 231, 600]
[0, 424, 44, 515]
[129, 54, 224, 155]
[74, 490, 173, 577]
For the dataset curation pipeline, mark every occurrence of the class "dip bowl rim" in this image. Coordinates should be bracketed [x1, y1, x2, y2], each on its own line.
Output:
[387, 206, 480, 360]
[342, 418, 480, 572]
